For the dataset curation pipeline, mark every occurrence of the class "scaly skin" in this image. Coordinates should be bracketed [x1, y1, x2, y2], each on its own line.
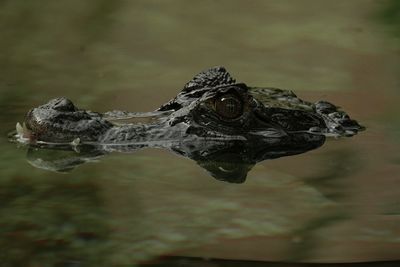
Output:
[15, 66, 364, 182]
[21, 66, 363, 145]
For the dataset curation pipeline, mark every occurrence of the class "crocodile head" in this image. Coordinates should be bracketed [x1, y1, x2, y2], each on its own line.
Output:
[16, 66, 365, 182]
[20, 67, 363, 145]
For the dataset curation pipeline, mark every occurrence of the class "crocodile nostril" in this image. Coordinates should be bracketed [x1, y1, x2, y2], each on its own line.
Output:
[53, 98, 76, 112]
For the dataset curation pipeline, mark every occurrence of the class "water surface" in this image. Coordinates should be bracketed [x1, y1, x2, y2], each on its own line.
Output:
[1, 1, 399, 266]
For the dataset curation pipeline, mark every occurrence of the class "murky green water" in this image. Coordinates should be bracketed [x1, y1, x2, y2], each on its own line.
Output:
[1, 1, 400, 266]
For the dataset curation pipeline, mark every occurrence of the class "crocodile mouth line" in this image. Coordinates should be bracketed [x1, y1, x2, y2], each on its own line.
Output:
[9, 66, 365, 181]
[13, 66, 364, 148]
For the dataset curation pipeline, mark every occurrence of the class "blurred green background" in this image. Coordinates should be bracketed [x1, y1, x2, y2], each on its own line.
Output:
[0, 1, 399, 266]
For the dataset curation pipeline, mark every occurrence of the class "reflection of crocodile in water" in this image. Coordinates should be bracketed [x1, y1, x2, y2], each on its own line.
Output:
[13, 67, 364, 182]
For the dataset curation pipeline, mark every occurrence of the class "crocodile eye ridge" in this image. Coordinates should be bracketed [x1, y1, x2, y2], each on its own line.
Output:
[214, 94, 243, 120]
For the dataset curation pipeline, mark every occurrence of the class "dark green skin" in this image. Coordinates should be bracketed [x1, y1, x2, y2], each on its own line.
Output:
[18, 67, 364, 182]
[24, 66, 363, 145]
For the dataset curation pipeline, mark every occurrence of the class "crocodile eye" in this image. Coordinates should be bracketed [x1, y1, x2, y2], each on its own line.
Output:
[214, 94, 243, 119]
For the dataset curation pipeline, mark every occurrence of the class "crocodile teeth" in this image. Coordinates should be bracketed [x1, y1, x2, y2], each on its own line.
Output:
[71, 137, 81, 146]
[71, 138, 81, 153]
[16, 122, 24, 136]
[16, 122, 31, 139]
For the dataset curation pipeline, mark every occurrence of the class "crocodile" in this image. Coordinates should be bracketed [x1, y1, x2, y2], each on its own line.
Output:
[14, 66, 364, 182]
